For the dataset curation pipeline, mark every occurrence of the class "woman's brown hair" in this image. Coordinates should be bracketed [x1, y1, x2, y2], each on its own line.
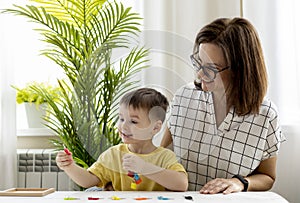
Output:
[193, 17, 268, 116]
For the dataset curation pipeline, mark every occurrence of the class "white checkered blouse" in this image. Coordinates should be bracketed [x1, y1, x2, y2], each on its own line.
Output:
[167, 83, 285, 191]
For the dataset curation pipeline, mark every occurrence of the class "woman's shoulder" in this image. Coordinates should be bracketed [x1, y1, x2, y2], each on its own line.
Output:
[155, 146, 177, 157]
[173, 82, 210, 99]
[174, 82, 194, 94]
[259, 97, 280, 118]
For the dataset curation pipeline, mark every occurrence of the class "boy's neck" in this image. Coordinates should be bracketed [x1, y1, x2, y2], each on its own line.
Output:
[127, 142, 157, 154]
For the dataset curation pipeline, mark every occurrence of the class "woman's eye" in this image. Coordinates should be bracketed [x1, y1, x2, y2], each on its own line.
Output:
[119, 118, 124, 122]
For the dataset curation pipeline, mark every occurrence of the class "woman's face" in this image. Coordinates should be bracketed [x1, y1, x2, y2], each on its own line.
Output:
[196, 43, 231, 93]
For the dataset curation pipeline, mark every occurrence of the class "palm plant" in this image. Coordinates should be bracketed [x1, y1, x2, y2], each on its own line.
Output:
[3, 0, 148, 168]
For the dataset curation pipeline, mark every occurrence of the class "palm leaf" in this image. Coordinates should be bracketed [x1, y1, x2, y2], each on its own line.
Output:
[29, 0, 106, 27]
[3, 0, 149, 170]
[88, 1, 142, 49]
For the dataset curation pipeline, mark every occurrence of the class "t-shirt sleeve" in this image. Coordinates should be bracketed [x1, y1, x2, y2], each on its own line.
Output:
[162, 149, 187, 175]
[87, 150, 113, 188]
[87, 161, 106, 188]
[263, 107, 286, 160]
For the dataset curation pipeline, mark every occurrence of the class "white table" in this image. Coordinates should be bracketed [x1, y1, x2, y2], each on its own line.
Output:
[0, 191, 288, 203]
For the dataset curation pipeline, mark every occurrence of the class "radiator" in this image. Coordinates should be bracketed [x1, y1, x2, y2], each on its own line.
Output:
[17, 149, 76, 191]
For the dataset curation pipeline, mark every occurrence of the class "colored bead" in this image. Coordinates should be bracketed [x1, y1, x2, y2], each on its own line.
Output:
[111, 195, 121, 200]
[134, 197, 150, 200]
[131, 182, 137, 189]
[135, 178, 142, 184]
[88, 197, 100, 200]
[64, 197, 79, 200]
[127, 171, 134, 177]
[157, 196, 172, 200]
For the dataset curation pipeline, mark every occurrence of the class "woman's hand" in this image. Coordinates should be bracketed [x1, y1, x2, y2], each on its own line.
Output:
[56, 150, 74, 170]
[200, 178, 244, 194]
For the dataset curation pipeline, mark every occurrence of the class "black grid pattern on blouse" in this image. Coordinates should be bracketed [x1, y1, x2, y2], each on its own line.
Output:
[167, 83, 285, 191]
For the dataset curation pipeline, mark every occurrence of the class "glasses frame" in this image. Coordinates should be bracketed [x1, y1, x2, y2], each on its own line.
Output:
[190, 53, 230, 82]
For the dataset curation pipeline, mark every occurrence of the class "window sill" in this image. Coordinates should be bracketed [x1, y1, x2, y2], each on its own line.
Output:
[17, 128, 55, 137]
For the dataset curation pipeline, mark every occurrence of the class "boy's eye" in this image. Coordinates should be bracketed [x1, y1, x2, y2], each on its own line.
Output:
[119, 118, 124, 122]
[131, 120, 138, 124]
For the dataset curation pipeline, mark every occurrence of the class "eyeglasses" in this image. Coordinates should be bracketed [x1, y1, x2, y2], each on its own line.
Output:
[190, 53, 230, 82]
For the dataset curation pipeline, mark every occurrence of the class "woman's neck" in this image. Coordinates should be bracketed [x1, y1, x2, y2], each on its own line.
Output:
[212, 91, 228, 127]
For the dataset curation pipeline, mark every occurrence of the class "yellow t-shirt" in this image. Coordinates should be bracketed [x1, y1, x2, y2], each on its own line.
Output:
[87, 143, 187, 191]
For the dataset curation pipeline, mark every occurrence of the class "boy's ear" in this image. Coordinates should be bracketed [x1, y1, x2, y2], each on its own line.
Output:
[152, 120, 163, 134]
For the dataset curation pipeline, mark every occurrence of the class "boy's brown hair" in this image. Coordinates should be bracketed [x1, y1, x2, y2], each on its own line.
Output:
[120, 88, 169, 122]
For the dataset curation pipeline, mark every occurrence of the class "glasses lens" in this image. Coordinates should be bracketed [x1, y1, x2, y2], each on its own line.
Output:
[202, 67, 216, 81]
[190, 55, 200, 72]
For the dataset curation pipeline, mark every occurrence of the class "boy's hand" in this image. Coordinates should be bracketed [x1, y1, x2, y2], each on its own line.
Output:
[122, 153, 163, 175]
[56, 150, 74, 170]
[122, 153, 145, 174]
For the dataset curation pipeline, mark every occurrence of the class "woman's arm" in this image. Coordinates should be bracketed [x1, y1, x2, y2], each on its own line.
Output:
[56, 151, 101, 188]
[160, 127, 173, 148]
[245, 156, 276, 191]
[200, 157, 277, 194]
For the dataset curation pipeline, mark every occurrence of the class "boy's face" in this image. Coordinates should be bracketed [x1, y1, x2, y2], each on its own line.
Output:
[117, 104, 157, 144]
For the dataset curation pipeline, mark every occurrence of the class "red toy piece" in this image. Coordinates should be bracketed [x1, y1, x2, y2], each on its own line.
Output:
[64, 148, 71, 155]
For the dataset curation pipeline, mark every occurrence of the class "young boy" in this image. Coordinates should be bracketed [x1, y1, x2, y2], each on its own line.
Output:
[56, 88, 188, 191]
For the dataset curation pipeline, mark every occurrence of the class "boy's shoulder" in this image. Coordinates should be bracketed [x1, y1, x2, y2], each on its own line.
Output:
[155, 146, 177, 157]
[98, 143, 127, 161]
[108, 143, 128, 152]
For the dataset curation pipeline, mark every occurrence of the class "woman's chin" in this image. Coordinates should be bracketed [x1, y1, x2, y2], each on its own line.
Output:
[201, 82, 209, 91]
[202, 81, 215, 92]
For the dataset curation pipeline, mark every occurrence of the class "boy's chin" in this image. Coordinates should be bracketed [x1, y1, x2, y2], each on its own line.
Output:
[120, 135, 133, 142]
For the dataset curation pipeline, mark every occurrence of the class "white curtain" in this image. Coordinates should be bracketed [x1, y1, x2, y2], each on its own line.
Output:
[243, 0, 300, 126]
[130, 0, 241, 100]
[0, 1, 17, 189]
[243, 1, 300, 203]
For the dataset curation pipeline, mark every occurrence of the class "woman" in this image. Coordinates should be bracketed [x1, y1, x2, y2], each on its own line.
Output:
[161, 17, 285, 194]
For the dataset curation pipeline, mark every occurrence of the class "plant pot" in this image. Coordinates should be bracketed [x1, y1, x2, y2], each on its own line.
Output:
[24, 103, 47, 128]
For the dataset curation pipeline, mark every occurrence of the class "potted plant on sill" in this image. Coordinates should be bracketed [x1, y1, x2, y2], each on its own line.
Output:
[3, 0, 149, 171]
[12, 82, 61, 128]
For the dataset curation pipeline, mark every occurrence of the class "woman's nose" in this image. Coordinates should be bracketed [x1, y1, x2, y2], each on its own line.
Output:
[197, 69, 205, 79]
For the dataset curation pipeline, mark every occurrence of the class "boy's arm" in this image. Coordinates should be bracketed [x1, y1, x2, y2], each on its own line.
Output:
[122, 154, 188, 191]
[56, 151, 100, 188]
[145, 168, 188, 191]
